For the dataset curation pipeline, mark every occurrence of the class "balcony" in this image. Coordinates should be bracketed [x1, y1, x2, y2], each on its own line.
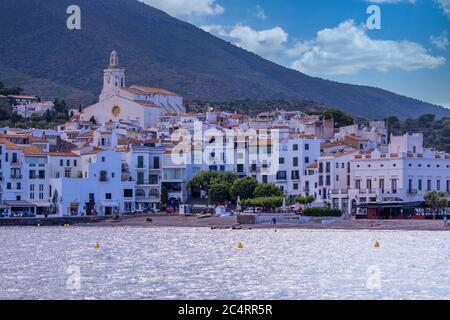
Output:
[332, 189, 348, 195]
[10, 174, 23, 179]
[407, 189, 418, 195]
[99, 177, 109, 182]
[10, 161, 21, 167]
[136, 179, 159, 186]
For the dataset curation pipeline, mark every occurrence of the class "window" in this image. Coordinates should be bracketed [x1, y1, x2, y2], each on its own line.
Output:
[262, 175, 268, 183]
[437, 180, 441, 191]
[237, 164, 244, 173]
[38, 170, 45, 179]
[319, 163, 323, 173]
[367, 179, 372, 190]
[291, 170, 300, 180]
[305, 144, 310, 151]
[137, 156, 144, 169]
[392, 179, 398, 193]
[326, 175, 331, 186]
[7, 182, 11, 190]
[137, 172, 144, 185]
[66, 159, 70, 167]
[293, 157, 298, 167]
[293, 144, 298, 151]
[336, 175, 339, 182]
[100, 170, 108, 182]
[379, 179, 385, 192]
[124, 189, 133, 198]
[356, 180, 361, 190]
[74, 160, 77, 167]
[276, 171, 287, 180]
[326, 162, 331, 173]
[427, 180, 432, 191]
[102, 157, 105, 163]
[293, 183, 299, 190]
[153, 157, 160, 169]
[136, 189, 145, 197]
[418, 179, 422, 191]
[64, 169, 71, 178]
[60, 159, 63, 166]
[305, 157, 310, 164]
[279, 157, 285, 165]
[29, 170, 36, 179]
[105, 193, 112, 200]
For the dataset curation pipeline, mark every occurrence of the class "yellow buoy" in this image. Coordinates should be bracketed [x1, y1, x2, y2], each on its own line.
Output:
[374, 241, 380, 248]
[237, 242, 244, 249]
[95, 242, 100, 249]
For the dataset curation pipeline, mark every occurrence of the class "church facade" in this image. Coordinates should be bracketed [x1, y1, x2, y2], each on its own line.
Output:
[81, 51, 185, 128]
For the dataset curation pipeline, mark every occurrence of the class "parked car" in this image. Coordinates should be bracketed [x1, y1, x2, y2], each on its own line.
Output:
[166, 206, 174, 214]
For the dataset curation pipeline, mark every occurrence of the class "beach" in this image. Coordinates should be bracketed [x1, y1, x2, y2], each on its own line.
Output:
[88, 214, 450, 231]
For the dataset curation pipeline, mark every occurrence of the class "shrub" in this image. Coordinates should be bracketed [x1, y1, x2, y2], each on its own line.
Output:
[302, 207, 342, 217]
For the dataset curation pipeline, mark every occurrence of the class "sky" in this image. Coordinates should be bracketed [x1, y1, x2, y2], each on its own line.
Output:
[140, 0, 450, 108]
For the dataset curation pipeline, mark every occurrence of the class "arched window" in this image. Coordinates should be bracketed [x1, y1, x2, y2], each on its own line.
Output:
[136, 189, 145, 197]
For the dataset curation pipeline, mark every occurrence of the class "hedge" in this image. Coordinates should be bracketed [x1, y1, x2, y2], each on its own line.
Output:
[302, 208, 342, 217]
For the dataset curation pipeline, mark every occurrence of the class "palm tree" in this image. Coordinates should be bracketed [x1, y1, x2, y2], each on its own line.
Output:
[424, 190, 448, 220]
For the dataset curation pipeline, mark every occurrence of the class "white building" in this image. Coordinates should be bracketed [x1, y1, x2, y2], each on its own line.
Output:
[348, 134, 450, 215]
[12, 101, 54, 118]
[81, 51, 185, 128]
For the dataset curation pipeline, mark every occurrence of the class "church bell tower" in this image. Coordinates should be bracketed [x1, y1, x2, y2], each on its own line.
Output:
[100, 50, 125, 100]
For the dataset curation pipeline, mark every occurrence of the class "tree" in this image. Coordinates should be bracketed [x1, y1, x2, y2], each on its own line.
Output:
[187, 171, 238, 196]
[295, 195, 315, 206]
[241, 196, 283, 212]
[230, 176, 258, 200]
[11, 112, 22, 123]
[209, 182, 231, 205]
[253, 183, 283, 198]
[160, 186, 169, 209]
[424, 190, 448, 220]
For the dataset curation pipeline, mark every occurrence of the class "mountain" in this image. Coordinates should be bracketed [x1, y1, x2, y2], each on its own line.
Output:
[0, 0, 448, 120]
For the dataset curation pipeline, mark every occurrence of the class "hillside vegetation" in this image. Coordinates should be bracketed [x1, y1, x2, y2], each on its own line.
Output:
[0, 0, 448, 120]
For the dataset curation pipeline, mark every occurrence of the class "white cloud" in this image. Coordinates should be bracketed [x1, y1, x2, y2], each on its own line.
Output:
[431, 31, 449, 50]
[290, 20, 445, 76]
[436, 0, 450, 19]
[202, 24, 289, 60]
[253, 5, 267, 20]
[140, 0, 224, 17]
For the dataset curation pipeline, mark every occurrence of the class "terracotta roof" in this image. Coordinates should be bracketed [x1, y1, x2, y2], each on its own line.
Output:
[126, 86, 179, 97]
[48, 152, 79, 157]
[134, 100, 161, 108]
[345, 134, 369, 141]
[307, 163, 318, 169]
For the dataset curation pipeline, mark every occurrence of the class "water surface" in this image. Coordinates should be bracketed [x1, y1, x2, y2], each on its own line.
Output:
[0, 227, 449, 299]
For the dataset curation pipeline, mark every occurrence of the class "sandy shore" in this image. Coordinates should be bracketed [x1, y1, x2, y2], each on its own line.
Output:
[89, 214, 450, 231]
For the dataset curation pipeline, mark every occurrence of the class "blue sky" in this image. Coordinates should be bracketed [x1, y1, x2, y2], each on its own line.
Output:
[141, 0, 450, 108]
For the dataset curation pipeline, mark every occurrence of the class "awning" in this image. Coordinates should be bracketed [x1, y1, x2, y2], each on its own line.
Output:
[31, 201, 53, 208]
[358, 201, 424, 209]
[3, 200, 35, 207]
[101, 201, 119, 207]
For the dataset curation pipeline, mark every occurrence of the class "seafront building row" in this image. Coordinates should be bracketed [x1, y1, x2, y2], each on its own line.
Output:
[1, 51, 448, 218]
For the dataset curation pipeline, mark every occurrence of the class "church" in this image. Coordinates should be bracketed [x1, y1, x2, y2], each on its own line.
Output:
[81, 51, 185, 128]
